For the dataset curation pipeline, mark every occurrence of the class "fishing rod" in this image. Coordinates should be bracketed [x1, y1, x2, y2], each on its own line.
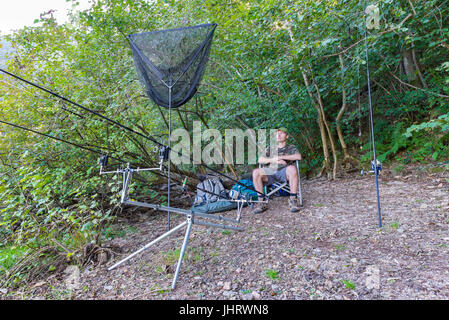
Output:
[0, 68, 157, 146]
[0, 119, 126, 164]
[0, 68, 267, 198]
[363, 2, 382, 228]
[0, 119, 249, 242]
[0, 119, 246, 206]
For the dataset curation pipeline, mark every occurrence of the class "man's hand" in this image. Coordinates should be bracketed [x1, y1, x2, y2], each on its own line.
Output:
[258, 155, 299, 165]
[269, 156, 287, 165]
[276, 158, 287, 165]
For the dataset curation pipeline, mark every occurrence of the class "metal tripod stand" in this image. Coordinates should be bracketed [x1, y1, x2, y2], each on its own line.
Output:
[100, 156, 244, 289]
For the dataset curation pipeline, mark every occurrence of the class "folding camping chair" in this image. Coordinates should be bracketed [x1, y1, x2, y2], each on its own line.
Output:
[260, 160, 303, 207]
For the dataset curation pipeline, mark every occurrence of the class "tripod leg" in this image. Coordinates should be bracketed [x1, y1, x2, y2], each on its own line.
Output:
[120, 168, 132, 203]
[172, 215, 193, 289]
[236, 201, 243, 223]
[108, 220, 187, 271]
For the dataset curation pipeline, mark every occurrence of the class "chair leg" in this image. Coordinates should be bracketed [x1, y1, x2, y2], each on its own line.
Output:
[297, 177, 303, 207]
[263, 161, 304, 207]
[296, 161, 303, 207]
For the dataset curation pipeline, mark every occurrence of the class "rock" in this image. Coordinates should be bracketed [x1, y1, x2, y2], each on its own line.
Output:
[251, 291, 261, 300]
[222, 290, 234, 297]
[223, 282, 232, 291]
[97, 250, 110, 265]
[241, 293, 253, 300]
[64, 265, 80, 290]
[365, 265, 380, 290]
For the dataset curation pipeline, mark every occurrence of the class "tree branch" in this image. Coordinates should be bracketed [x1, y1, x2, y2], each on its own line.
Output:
[389, 72, 449, 98]
[321, 14, 413, 59]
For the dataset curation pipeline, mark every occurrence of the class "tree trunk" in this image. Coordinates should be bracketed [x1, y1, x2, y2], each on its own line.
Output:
[411, 47, 428, 89]
[402, 49, 419, 86]
[336, 54, 358, 168]
[309, 67, 338, 180]
[301, 69, 332, 179]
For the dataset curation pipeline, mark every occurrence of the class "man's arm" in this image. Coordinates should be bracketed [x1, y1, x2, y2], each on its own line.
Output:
[258, 155, 279, 165]
[279, 153, 302, 161]
[258, 147, 276, 165]
[258, 155, 290, 165]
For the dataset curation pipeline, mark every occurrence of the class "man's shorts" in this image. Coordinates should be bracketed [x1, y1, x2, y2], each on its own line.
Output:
[261, 166, 288, 186]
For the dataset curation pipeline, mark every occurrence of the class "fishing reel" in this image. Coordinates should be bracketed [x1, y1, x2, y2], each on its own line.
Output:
[371, 159, 382, 174]
[99, 154, 109, 168]
[361, 159, 382, 175]
[99, 154, 116, 175]
[228, 189, 240, 200]
[159, 146, 170, 162]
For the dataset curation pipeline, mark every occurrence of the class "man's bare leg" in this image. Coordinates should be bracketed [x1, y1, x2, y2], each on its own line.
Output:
[286, 165, 300, 212]
[252, 168, 268, 214]
[252, 168, 268, 199]
[285, 165, 298, 195]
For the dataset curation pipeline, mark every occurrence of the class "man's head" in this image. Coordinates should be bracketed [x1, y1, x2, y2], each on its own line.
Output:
[277, 127, 289, 143]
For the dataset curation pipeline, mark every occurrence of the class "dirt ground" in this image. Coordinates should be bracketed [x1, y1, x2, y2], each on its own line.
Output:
[2, 164, 449, 300]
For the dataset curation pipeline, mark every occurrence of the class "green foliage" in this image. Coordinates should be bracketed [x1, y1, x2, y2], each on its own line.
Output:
[0, 245, 29, 274]
[265, 268, 280, 280]
[341, 279, 356, 290]
[406, 113, 449, 137]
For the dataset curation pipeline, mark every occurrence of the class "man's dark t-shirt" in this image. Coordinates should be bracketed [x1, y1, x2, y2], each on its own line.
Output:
[262, 144, 299, 171]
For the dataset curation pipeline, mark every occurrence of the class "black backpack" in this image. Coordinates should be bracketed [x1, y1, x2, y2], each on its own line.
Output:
[193, 176, 227, 206]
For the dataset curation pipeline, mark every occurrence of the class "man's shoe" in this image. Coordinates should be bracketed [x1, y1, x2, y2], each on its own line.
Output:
[252, 202, 268, 214]
[288, 197, 300, 213]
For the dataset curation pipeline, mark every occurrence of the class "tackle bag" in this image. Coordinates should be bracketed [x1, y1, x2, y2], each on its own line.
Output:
[231, 179, 259, 200]
[191, 177, 237, 214]
[193, 177, 226, 206]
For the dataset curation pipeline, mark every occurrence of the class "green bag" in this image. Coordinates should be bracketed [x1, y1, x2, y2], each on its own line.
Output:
[191, 200, 237, 214]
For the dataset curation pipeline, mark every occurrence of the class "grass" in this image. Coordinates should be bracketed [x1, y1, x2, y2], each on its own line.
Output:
[0, 245, 29, 273]
[154, 248, 181, 274]
[155, 247, 204, 274]
[341, 279, 356, 290]
[389, 221, 399, 229]
[392, 164, 406, 175]
[334, 243, 346, 252]
[265, 269, 279, 280]
[164, 248, 181, 264]
[102, 225, 139, 240]
[428, 166, 444, 173]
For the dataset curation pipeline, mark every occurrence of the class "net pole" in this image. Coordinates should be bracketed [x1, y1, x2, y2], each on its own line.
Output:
[364, 3, 382, 228]
[167, 79, 172, 230]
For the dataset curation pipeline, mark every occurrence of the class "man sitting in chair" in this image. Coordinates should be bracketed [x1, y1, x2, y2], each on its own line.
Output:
[252, 127, 302, 214]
